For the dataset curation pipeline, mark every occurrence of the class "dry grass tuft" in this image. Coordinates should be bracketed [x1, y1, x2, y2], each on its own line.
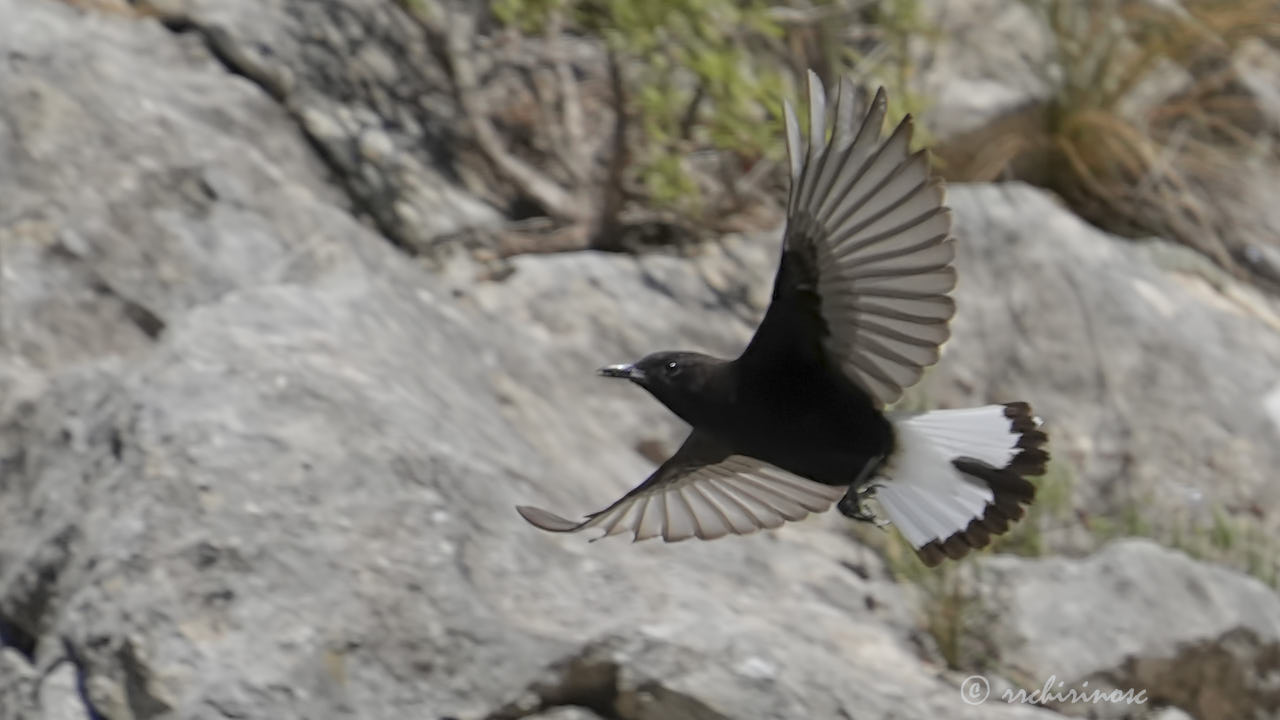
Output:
[944, 0, 1280, 284]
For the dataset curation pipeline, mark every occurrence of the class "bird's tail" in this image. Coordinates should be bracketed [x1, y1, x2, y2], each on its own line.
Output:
[872, 403, 1048, 566]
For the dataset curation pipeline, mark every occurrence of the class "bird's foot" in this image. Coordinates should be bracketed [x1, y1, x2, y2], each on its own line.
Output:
[837, 484, 879, 524]
[838, 455, 886, 524]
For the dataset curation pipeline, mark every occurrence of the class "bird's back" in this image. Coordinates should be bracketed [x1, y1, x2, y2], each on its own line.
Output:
[714, 354, 894, 486]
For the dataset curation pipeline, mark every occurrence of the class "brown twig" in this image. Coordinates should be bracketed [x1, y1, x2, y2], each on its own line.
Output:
[593, 48, 631, 251]
[549, 10, 589, 183]
[444, 7, 588, 223]
[678, 82, 706, 141]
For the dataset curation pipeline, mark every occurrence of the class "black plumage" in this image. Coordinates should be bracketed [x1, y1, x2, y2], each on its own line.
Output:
[517, 73, 1048, 566]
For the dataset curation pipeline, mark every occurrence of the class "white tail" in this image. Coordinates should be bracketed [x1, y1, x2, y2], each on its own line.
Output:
[872, 403, 1048, 566]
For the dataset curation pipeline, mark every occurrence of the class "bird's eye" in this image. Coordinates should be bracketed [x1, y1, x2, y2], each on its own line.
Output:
[666, 360, 681, 376]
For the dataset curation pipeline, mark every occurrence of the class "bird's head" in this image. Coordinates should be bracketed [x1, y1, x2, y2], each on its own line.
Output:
[598, 351, 726, 423]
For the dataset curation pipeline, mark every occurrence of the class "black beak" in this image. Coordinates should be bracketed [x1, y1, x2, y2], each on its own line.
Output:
[598, 363, 639, 380]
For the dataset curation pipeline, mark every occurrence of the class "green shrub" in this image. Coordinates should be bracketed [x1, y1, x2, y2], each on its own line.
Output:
[1010, 0, 1279, 272]
[493, 0, 789, 217]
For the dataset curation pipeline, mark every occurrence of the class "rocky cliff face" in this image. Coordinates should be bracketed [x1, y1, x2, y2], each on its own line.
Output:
[2, 1, 1278, 719]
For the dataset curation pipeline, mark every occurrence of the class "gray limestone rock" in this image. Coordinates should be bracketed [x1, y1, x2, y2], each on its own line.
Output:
[974, 539, 1280, 720]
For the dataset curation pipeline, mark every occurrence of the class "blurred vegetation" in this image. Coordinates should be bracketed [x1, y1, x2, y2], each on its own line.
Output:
[844, 0, 937, 144]
[506, 0, 790, 214]
[953, 0, 1280, 280]
[853, 449, 1278, 671]
[403, 0, 936, 250]
[488, 0, 934, 213]
[1090, 498, 1280, 587]
[409, 0, 1279, 280]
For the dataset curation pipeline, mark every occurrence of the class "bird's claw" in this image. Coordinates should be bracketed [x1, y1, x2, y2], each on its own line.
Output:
[838, 456, 885, 524]
[837, 483, 880, 524]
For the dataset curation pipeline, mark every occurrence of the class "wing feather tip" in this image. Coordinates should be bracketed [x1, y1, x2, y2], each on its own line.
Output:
[516, 505, 586, 533]
[872, 86, 888, 109]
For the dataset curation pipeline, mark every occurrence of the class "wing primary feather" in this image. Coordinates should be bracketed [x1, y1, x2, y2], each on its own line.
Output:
[804, 70, 827, 178]
[796, 70, 832, 213]
[845, 352, 906, 391]
[819, 117, 916, 235]
[683, 486, 732, 539]
[702, 478, 767, 533]
[805, 78, 859, 221]
[823, 151, 930, 238]
[812, 89, 890, 222]
[515, 505, 588, 532]
[848, 267, 957, 298]
[825, 171, 930, 251]
[841, 256, 954, 282]
[648, 492, 669, 541]
[751, 467, 844, 505]
[831, 77, 858, 152]
[726, 473, 810, 519]
[664, 489, 697, 541]
[630, 496, 652, 541]
[854, 333, 940, 367]
[599, 500, 638, 538]
[706, 477, 785, 528]
[851, 318, 949, 347]
[834, 228, 949, 269]
[829, 199, 948, 257]
[783, 100, 804, 213]
[829, 222, 952, 267]
[827, 297, 954, 324]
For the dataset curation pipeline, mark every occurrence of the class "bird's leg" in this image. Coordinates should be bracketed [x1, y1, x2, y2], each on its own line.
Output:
[837, 490, 877, 522]
[838, 455, 885, 524]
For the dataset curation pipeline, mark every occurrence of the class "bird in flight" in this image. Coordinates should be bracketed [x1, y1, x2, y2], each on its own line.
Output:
[517, 72, 1048, 566]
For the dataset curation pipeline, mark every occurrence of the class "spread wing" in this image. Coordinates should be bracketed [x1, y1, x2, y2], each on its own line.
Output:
[743, 72, 956, 407]
[516, 430, 845, 542]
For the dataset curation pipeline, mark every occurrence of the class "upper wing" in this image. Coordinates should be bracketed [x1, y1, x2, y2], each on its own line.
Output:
[744, 72, 956, 407]
[516, 430, 844, 542]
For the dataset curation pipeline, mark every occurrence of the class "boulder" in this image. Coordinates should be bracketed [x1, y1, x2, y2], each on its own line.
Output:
[914, 0, 1054, 141]
[973, 539, 1280, 719]
[0, 0, 390, 373]
[134, 0, 501, 251]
